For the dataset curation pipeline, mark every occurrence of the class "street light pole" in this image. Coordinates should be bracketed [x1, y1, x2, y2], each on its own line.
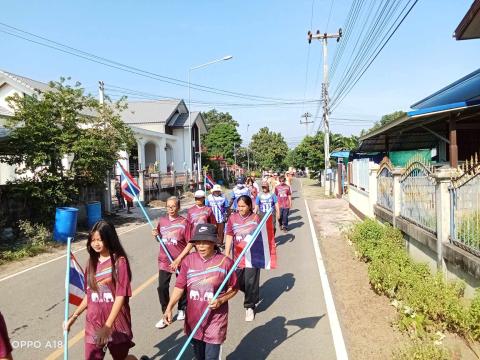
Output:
[188, 55, 233, 176]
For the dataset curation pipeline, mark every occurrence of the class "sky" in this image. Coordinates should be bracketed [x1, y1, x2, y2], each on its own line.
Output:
[1, 1, 479, 148]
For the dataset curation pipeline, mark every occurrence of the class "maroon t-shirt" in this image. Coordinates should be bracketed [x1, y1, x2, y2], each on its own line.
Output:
[175, 252, 237, 344]
[186, 205, 217, 235]
[275, 184, 292, 209]
[157, 215, 189, 272]
[225, 212, 261, 269]
[0, 312, 12, 358]
[85, 257, 133, 345]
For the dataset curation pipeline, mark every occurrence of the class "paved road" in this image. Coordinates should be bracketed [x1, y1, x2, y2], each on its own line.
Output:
[0, 179, 339, 359]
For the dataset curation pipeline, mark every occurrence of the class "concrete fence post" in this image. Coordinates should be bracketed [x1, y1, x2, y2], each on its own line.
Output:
[434, 169, 455, 271]
[392, 169, 403, 228]
[368, 163, 379, 217]
[138, 170, 145, 202]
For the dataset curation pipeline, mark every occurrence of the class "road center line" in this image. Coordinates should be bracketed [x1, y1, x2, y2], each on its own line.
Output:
[0, 222, 149, 283]
[44, 272, 158, 360]
[304, 199, 349, 360]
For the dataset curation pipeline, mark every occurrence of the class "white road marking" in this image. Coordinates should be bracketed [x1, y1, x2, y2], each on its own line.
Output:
[0, 222, 149, 283]
[304, 199, 349, 360]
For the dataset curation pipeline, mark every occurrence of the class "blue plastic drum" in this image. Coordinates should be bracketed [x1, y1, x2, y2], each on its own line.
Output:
[86, 201, 102, 229]
[53, 207, 78, 242]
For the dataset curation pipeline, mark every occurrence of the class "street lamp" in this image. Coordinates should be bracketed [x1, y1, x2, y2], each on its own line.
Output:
[188, 55, 233, 176]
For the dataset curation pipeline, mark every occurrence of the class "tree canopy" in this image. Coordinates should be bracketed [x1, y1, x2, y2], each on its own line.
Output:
[360, 110, 406, 136]
[249, 127, 289, 170]
[201, 109, 241, 164]
[0, 78, 135, 223]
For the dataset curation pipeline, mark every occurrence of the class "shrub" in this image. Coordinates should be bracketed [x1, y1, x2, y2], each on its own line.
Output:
[393, 341, 451, 360]
[349, 219, 480, 341]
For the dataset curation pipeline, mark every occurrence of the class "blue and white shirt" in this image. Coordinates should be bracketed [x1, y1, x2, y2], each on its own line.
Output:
[206, 194, 229, 223]
[230, 185, 251, 211]
[256, 192, 278, 213]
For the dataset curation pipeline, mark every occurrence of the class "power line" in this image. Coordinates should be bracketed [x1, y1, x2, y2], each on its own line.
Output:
[0, 21, 310, 103]
[331, 0, 419, 111]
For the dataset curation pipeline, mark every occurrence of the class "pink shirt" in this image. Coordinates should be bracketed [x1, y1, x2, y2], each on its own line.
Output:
[186, 205, 217, 235]
[275, 184, 292, 209]
[225, 212, 261, 269]
[157, 215, 189, 272]
[85, 257, 133, 345]
[0, 312, 12, 358]
[175, 252, 237, 344]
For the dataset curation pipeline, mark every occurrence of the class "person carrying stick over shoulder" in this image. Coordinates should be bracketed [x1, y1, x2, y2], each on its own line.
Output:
[152, 196, 193, 329]
[164, 223, 238, 360]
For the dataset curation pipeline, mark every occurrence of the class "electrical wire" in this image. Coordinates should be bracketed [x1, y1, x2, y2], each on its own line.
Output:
[0, 21, 309, 103]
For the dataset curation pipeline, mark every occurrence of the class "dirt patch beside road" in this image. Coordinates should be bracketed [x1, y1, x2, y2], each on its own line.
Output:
[308, 197, 409, 359]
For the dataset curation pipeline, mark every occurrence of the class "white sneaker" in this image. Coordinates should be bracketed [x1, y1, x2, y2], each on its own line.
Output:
[155, 319, 167, 329]
[245, 308, 255, 322]
[177, 310, 185, 320]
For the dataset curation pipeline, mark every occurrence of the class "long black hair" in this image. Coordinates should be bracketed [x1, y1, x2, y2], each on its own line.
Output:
[237, 195, 253, 213]
[86, 220, 132, 291]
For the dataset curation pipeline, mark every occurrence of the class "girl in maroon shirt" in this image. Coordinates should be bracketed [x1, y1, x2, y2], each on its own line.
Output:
[64, 220, 138, 360]
[0, 312, 12, 360]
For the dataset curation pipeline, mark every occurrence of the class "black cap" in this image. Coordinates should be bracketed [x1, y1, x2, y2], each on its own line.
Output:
[190, 223, 218, 243]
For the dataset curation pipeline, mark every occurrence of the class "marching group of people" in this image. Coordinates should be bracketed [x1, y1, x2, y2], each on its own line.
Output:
[0, 171, 294, 360]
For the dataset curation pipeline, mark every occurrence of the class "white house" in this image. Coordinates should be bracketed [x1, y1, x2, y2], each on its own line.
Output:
[0, 69, 207, 185]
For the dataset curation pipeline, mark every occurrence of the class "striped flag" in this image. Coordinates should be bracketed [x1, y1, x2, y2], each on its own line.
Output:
[205, 174, 215, 190]
[118, 162, 140, 202]
[243, 212, 277, 269]
[69, 252, 85, 306]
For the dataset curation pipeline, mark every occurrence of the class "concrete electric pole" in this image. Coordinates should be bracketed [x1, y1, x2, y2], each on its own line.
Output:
[308, 29, 342, 195]
[300, 112, 313, 135]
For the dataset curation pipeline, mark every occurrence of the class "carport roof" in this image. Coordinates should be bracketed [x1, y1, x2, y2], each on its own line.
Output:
[358, 67, 480, 152]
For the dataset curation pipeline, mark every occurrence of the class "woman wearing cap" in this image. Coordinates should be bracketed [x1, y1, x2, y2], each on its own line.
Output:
[206, 185, 230, 245]
[224, 195, 262, 322]
[164, 223, 238, 360]
[186, 190, 217, 237]
[152, 196, 191, 329]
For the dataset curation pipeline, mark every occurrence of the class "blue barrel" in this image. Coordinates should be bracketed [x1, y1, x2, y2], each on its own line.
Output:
[53, 207, 79, 242]
[86, 201, 102, 229]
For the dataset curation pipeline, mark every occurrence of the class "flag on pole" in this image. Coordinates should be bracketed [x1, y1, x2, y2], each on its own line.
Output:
[69, 252, 85, 306]
[205, 174, 215, 190]
[118, 163, 140, 202]
[241, 211, 277, 269]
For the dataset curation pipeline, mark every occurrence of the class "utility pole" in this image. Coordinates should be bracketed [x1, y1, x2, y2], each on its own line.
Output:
[233, 142, 237, 177]
[98, 80, 105, 105]
[300, 112, 313, 135]
[308, 29, 342, 195]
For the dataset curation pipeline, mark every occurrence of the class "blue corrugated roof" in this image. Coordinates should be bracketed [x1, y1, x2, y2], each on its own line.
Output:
[330, 151, 350, 158]
[410, 68, 480, 112]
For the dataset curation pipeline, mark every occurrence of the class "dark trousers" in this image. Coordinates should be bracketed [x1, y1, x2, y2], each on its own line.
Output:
[191, 339, 221, 360]
[236, 267, 260, 309]
[158, 270, 187, 312]
[279, 208, 290, 228]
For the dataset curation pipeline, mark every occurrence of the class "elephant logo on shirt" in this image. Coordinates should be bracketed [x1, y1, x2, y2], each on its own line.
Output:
[103, 292, 114, 302]
[169, 238, 178, 246]
[91, 292, 100, 302]
[189, 290, 200, 301]
[203, 291, 214, 302]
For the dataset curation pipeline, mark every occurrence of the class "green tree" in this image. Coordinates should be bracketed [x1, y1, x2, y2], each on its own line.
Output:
[202, 109, 238, 128]
[202, 122, 241, 163]
[0, 78, 135, 224]
[249, 127, 289, 170]
[360, 110, 406, 136]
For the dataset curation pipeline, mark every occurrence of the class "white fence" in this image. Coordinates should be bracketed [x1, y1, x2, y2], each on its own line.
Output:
[349, 158, 370, 192]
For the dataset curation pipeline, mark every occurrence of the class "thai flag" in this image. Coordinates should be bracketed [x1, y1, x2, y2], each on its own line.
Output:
[244, 212, 277, 269]
[118, 162, 140, 202]
[205, 174, 215, 190]
[69, 252, 85, 306]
